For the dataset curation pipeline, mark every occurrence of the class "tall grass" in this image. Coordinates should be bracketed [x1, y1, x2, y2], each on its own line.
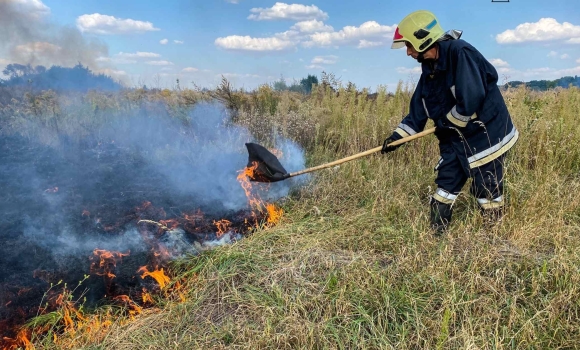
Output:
[19, 82, 580, 349]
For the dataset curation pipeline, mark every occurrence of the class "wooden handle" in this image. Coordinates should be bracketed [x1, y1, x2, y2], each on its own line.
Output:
[288, 127, 436, 178]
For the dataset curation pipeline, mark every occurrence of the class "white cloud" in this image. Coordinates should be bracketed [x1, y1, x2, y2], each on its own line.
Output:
[76, 13, 160, 35]
[357, 40, 385, 48]
[117, 51, 160, 58]
[547, 51, 558, 57]
[311, 55, 338, 65]
[9, 0, 50, 20]
[220, 73, 262, 79]
[304, 21, 396, 48]
[306, 64, 323, 69]
[489, 58, 509, 67]
[146, 60, 174, 66]
[560, 54, 570, 59]
[215, 35, 295, 52]
[182, 67, 199, 72]
[577, 58, 580, 64]
[496, 18, 580, 44]
[497, 67, 512, 74]
[160, 38, 168, 45]
[248, 2, 328, 21]
[96, 56, 137, 64]
[226, 0, 239, 3]
[396, 66, 422, 74]
[290, 20, 333, 33]
[174, 40, 184, 44]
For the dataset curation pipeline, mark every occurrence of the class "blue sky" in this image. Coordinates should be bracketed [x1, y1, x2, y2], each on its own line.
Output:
[1, 0, 579, 90]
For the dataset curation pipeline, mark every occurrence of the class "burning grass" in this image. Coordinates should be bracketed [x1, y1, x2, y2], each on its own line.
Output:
[5, 83, 580, 349]
[0, 95, 290, 348]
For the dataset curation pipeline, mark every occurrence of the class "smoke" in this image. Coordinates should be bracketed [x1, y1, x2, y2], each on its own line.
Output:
[0, 101, 305, 260]
[98, 101, 303, 211]
[0, 99, 306, 335]
[0, 0, 121, 81]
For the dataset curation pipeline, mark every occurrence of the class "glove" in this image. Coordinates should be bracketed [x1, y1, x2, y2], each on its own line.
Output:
[381, 136, 400, 154]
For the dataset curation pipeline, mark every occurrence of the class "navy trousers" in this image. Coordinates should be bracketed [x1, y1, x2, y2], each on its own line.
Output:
[432, 145, 505, 210]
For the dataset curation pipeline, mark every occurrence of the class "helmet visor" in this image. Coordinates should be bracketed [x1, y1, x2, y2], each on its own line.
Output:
[391, 41, 406, 49]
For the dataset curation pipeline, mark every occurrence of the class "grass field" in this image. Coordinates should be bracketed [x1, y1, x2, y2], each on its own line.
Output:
[10, 81, 580, 349]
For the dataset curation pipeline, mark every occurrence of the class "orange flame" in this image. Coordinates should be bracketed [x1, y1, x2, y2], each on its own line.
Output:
[237, 161, 284, 229]
[1, 329, 33, 350]
[113, 295, 142, 316]
[159, 219, 179, 230]
[266, 203, 283, 226]
[3, 329, 33, 350]
[237, 161, 264, 211]
[138, 266, 170, 289]
[89, 249, 130, 279]
[141, 288, 154, 304]
[213, 219, 232, 237]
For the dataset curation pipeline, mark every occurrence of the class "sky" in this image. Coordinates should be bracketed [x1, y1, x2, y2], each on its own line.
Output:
[0, 0, 579, 90]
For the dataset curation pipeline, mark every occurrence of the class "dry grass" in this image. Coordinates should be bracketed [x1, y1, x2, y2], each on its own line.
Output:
[18, 83, 580, 349]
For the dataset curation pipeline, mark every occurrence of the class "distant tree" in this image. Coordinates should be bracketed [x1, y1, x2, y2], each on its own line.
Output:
[504, 76, 580, 91]
[320, 71, 341, 91]
[2, 63, 34, 79]
[0, 62, 122, 91]
[300, 74, 318, 94]
[273, 76, 288, 91]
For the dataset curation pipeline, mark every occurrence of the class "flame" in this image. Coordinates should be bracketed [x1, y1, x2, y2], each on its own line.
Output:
[89, 249, 130, 279]
[141, 289, 154, 304]
[2, 329, 33, 350]
[113, 295, 142, 317]
[158, 219, 179, 230]
[237, 162, 284, 229]
[213, 219, 232, 237]
[237, 162, 264, 209]
[152, 245, 171, 261]
[138, 266, 170, 289]
[266, 203, 283, 226]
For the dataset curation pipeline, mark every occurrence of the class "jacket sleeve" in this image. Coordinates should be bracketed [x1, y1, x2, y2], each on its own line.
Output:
[446, 47, 486, 127]
[390, 78, 429, 141]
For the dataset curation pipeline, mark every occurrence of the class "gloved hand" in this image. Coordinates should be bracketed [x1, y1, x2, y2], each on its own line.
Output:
[381, 136, 400, 154]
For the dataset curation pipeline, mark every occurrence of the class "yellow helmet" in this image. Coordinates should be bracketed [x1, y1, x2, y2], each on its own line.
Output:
[391, 10, 445, 52]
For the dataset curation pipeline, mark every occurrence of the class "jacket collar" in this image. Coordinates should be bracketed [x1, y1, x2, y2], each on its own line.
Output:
[421, 39, 451, 75]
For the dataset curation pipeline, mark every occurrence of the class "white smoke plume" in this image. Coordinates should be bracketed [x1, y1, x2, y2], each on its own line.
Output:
[0, 0, 124, 81]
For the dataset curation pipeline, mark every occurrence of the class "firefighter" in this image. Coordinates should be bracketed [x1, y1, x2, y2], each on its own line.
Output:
[381, 10, 518, 234]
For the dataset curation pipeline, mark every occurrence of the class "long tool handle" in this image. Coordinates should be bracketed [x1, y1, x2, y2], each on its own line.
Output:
[288, 127, 436, 178]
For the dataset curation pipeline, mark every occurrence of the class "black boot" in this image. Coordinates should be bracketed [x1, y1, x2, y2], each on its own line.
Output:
[430, 198, 453, 235]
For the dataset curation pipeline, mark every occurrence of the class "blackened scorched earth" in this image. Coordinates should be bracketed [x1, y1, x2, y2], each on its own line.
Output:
[0, 134, 254, 338]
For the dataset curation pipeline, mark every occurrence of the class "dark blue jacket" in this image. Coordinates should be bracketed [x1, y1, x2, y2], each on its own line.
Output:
[390, 38, 518, 172]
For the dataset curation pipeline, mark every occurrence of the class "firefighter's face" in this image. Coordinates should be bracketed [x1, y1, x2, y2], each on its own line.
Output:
[405, 42, 438, 62]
